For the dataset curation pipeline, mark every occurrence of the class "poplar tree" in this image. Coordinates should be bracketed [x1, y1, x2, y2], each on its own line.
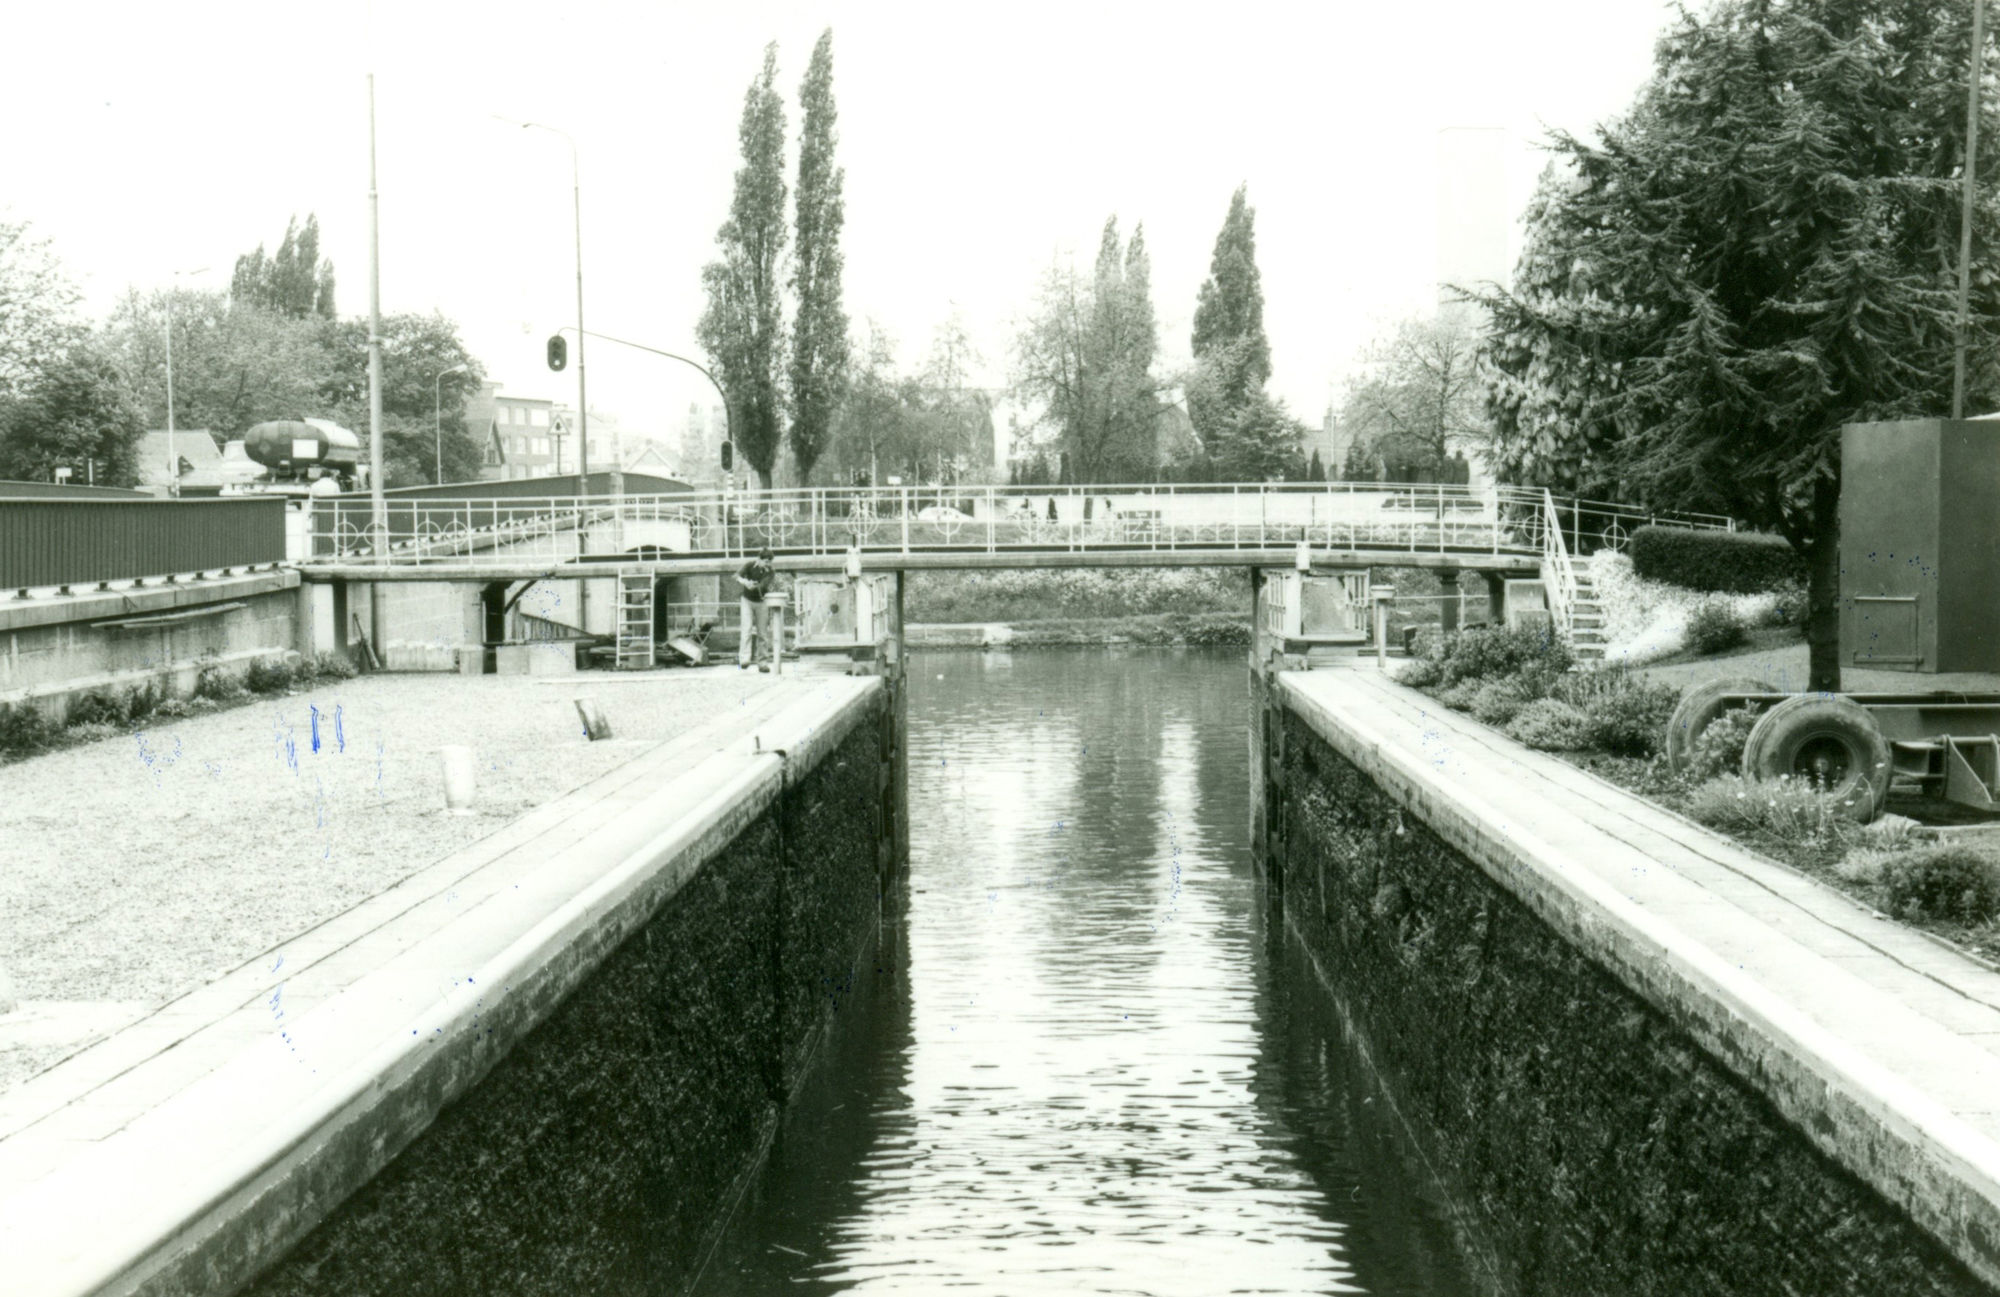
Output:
[699, 44, 789, 489]
[1189, 186, 1272, 442]
[1479, 0, 2000, 690]
[788, 29, 848, 486]
[231, 214, 335, 319]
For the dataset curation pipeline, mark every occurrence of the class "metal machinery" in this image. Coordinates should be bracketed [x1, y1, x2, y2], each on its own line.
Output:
[241, 419, 364, 492]
[1666, 418, 2000, 820]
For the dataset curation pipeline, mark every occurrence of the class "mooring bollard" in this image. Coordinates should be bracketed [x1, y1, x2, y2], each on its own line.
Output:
[439, 745, 477, 815]
[764, 591, 788, 676]
[1373, 586, 1395, 670]
[575, 697, 612, 741]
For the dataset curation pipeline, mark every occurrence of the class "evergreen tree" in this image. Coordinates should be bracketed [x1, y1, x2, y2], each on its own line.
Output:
[1308, 448, 1325, 481]
[1477, 0, 2000, 690]
[788, 29, 848, 486]
[699, 44, 790, 489]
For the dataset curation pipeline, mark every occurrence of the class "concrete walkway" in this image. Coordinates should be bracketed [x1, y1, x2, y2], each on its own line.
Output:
[0, 671, 878, 1296]
[1281, 663, 2000, 1289]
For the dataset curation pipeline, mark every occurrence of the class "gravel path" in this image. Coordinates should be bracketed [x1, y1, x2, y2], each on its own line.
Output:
[0, 669, 780, 1021]
[1639, 644, 2000, 694]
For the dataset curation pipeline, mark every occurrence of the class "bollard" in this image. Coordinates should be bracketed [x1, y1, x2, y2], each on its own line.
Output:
[575, 697, 612, 741]
[1373, 587, 1394, 671]
[764, 591, 788, 676]
[439, 745, 477, 815]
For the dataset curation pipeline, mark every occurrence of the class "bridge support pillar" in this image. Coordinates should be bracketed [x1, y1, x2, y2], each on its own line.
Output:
[1437, 568, 1462, 634]
[1484, 571, 1508, 629]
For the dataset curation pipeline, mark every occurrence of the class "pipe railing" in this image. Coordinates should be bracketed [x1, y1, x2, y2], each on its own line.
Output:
[300, 481, 1732, 569]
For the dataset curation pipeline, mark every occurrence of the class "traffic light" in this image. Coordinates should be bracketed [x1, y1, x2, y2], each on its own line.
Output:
[546, 334, 567, 371]
[720, 441, 734, 471]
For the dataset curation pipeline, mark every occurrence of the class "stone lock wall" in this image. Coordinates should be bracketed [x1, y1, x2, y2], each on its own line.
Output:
[1265, 707, 1992, 1297]
[238, 698, 894, 1297]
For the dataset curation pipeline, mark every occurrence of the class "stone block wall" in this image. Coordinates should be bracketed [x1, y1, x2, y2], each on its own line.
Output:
[1267, 707, 1992, 1297]
[0, 573, 302, 720]
[238, 699, 892, 1297]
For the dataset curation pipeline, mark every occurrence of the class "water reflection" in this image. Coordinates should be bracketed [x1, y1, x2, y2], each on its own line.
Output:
[694, 648, 1477, 1296]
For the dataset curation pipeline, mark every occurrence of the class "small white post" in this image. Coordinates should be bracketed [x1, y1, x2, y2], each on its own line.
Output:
[765, 591, 787, 675]
[440, 745, 477, 814]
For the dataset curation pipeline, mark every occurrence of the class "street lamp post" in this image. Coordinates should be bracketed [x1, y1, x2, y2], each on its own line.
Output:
[433, 362, 470, 483]
[163, 266, 207, 497]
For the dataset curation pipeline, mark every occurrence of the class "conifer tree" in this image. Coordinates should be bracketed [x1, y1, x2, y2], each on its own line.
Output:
[788, 29, 848, 485]
[699, 44, 789, 489]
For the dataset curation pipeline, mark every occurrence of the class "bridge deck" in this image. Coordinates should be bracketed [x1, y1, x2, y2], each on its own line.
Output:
[299, 546, 1544, 582]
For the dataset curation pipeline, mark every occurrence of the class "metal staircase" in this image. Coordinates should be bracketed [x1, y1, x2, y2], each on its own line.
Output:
[615, 567, 656, 670]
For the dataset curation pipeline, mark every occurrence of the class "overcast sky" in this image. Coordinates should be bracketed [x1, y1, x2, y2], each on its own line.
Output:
[4, 0, 1678, 443]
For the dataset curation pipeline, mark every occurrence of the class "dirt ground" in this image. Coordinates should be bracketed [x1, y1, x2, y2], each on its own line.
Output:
[0, 669, 780, 1026]
[1638, 642, 2000, 695]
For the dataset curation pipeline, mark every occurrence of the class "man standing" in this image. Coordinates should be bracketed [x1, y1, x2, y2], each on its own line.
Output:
[736, 546, 776, 669]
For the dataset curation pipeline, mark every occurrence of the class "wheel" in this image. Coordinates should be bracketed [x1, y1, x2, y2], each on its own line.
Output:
[1663, 677, 1774, 775]
[1741, 695, 1892, 821]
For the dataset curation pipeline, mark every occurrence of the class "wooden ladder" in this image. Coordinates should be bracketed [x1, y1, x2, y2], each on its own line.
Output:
[615, 567, 656, 670]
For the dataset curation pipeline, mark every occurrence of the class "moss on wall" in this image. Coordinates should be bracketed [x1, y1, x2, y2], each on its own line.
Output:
[1271, 708, 1992, 1297]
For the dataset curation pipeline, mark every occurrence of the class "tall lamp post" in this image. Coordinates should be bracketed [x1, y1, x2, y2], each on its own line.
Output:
[432, 362, 469, 483]
[163, 266, 207, 497]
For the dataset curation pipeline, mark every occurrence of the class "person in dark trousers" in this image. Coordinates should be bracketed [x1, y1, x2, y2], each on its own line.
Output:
[736, 546, 775, 669]
[1046, 496, 1059, 523]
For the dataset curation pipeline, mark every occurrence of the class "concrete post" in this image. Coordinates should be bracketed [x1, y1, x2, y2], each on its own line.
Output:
[764, 592, 787, 675]
[1484, 571, 1509, 628]
[1438, 568, 1462, 635]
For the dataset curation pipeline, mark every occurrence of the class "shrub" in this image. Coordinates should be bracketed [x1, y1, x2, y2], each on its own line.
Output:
[1470, 678, 1534, 726]
[1506, 698, 1591, 751]
[65, 720, 121, 744]
[1876, 846, 2000, 924]
[193, 666, 245, 702]
[0, 704, 60, 759]
[65, 688, 129, 728]
[1684, 600, 1748, 655]
[1628, 525, 1802, 594]
[1434, 680, 1482, 711]
[1548, 667, 1681, 757]
[244, 657, 296, 695]
[1757, 584, 1808, 630]
[153, 698, 195, 719]
[305, 651, 358, 682]
[1436, 624, 1572, 686]
[1683, 706, 1761, 782]
[1685, 774, 1850, 847]
[1394, 655, 1446, 689]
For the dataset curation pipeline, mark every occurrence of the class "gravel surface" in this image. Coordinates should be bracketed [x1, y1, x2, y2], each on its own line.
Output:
[0, 669, 781, 1021]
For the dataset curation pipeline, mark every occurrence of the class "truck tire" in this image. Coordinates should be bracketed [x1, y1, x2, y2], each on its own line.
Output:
[1663, 677, 1773, 775]
[1741, 695, 1892, 821]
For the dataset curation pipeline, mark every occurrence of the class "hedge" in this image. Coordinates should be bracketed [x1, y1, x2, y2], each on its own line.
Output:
[1627, 525, 1802, 594]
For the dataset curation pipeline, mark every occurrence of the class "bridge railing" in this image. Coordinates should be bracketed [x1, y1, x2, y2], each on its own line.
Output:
[301, 481, 1732, 567]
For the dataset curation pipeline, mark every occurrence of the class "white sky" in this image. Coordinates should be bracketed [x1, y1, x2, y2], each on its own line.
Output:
[3, 0, 1677, 442]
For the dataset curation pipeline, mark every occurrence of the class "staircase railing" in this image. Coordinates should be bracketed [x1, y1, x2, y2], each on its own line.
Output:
[1541, 489, 1577, 638]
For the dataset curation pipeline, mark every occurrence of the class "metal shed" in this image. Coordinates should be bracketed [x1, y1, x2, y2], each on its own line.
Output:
[1840, 418, 2000, 673]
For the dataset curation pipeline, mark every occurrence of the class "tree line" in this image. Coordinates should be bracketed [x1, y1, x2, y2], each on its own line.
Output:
[0, 212, 485, 489]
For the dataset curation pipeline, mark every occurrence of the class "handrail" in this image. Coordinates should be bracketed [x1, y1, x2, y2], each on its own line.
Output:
[1541, 489, 1578, 639]
[295, 480, 1739, 569]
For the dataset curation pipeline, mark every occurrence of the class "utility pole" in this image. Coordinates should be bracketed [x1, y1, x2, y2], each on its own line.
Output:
[367, 73, 390, 661]
[1956, 0, 1987, 419]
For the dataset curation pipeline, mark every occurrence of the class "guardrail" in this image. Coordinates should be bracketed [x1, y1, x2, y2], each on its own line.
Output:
[0, 496, 289, 589]
[302, 481, 1732, 569]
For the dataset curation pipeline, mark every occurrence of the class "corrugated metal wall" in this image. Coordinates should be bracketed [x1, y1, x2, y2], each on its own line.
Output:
[0, 497, 288, 588]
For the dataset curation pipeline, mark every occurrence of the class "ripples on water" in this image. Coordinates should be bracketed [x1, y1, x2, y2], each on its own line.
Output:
[694, 648, 1478, 1296]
